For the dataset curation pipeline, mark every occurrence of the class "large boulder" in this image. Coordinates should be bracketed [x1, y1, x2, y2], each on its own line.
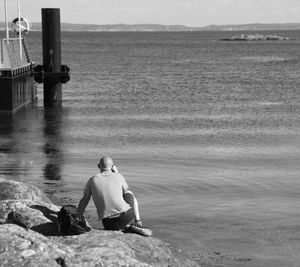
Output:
[0, 224, 198, 266]
[51, 230, 197, 266]
[0, 178, 199, 266]
[0, 224, 71, 267]
[0, 178, 60, 234]
[0, 178, 51, 203]
[0, 199, 60, 235]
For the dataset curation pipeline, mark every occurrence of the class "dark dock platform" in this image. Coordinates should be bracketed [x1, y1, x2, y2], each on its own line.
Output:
[0, 38, 36, 113]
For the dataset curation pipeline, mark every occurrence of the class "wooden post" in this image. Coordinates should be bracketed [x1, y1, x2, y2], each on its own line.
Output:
[42, 8, 62, 107]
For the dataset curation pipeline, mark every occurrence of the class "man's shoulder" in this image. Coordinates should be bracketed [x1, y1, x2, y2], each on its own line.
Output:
[91, 172, 126, 181]
[113, 173, 127, 185]
[107, 172, 126, 182]
[87, 174, 100, 182]
[113, 172, 125, 178]
[92, 173, 124, 179]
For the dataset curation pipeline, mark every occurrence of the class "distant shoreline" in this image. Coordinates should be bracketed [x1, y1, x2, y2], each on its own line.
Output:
[1, 22, 300, 32]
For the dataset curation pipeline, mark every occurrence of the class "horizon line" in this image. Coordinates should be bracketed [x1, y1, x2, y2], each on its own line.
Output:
[1, 21, 300, 27]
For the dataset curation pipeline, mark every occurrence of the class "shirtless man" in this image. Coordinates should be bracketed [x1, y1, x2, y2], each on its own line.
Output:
[77, 156, 142, 230]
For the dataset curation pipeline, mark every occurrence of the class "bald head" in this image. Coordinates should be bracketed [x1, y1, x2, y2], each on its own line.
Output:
[98, 156, 114, 171]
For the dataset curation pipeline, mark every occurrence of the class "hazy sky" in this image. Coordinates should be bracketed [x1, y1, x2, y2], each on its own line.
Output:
[2, 0, 299, 26]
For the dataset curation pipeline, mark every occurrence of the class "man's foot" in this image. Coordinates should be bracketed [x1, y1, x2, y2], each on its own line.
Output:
[125, 225, 152, 237]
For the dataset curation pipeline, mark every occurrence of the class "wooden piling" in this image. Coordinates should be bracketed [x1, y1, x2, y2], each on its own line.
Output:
[42, 8, 62, 107]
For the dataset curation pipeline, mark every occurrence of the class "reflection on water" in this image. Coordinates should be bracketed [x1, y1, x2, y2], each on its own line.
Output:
[42, 107, 64, 180]
[0, 105, 68, 182]
[0, 113, 22, 176]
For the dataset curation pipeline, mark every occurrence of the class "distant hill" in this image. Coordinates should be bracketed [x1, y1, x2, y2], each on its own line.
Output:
[1, 22, 300, 32]
[0, 22, 195, 32]
[201, 23, 300, 31]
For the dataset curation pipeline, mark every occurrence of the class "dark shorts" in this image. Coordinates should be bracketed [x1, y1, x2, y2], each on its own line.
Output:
[102, 192, 135, 230]
[102, 207, 134, 230]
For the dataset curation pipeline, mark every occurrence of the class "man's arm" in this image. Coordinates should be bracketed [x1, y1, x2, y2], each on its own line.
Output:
[123, 188, 142, 226]
[77, 192, 91, 218]
[121, 175, 143, 227]
[132, 194, 141, 225]
[77, 178, 92, 217]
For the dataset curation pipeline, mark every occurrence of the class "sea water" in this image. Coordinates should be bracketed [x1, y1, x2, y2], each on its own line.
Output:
[0, 31, 300, 266]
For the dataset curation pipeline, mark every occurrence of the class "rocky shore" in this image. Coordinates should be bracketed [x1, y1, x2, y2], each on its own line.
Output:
[0, 178, 199, 266]
[221, 33, 289, 41]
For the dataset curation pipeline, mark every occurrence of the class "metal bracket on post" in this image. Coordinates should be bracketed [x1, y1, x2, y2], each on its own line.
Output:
[33, 64, 70, 84]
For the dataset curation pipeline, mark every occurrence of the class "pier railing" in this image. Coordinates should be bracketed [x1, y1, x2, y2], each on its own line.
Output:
[0, 38, 30, 68]
[0, 38, 34, 78]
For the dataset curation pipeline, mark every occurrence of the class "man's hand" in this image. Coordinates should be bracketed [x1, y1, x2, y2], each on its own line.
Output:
[135, 220, 142, 228]
[111, 165, 118, 173]
[75, 212, 84, 220]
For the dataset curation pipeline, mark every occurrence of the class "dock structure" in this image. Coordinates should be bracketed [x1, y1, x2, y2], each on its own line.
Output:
[0, 6, 69, 112]
[0, 37, 36, 112]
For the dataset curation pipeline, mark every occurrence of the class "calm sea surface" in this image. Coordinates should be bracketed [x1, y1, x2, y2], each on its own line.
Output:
[1, 31, 300, 265]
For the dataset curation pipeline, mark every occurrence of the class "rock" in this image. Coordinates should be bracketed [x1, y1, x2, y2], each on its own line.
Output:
[0, 224, 71, 267]
[0, 224, 198, 267]
[51, 230, 198, 266]
[221, 33, 289, 41]
[0, 178, 51, 203]
[0, 199, 60, 235]
[54, 231, 151, 266]
[0, 178, 60, 235]
[0, 178, 199, 266]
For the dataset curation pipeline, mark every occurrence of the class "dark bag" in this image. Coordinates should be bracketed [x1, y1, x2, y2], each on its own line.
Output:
[57, 205, 91, 235]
